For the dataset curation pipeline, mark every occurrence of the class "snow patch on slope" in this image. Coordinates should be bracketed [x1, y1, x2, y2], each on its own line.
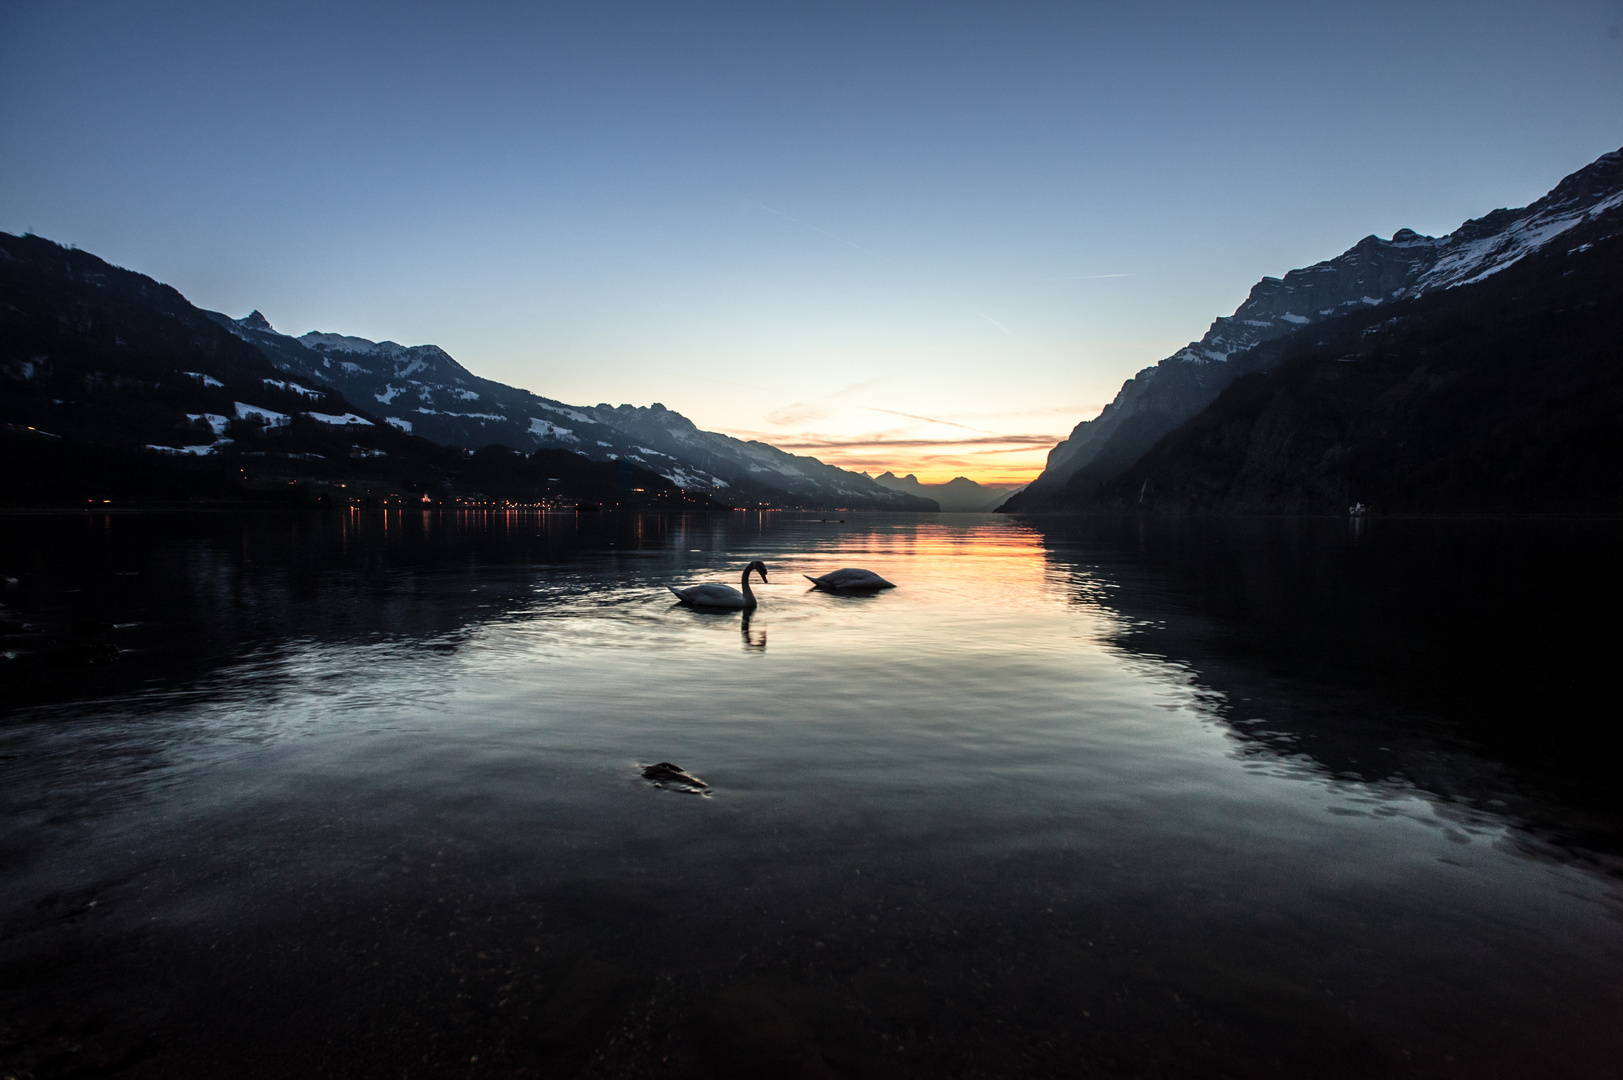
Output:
[263, 377, 322, 398]
[537, 401, 592, 423]
[188, 413, 231, 436]
[529, 417, 580, 442]
[235, 402, 290, 427]
[1416, 171, 1623, 293]
[148, 444, 221, 456]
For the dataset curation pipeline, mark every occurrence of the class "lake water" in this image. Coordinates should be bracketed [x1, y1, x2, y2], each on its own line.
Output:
[2, 511, 1620, 1079]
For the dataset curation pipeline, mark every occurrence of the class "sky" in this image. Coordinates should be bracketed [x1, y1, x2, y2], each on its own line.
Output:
[3, 1, 1621, 483]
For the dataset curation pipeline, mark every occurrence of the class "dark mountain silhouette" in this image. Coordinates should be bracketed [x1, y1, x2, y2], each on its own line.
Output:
[1003, 147, 1623, 514]
[0, 233, 721, 511]
[1084, 221, 1623, 513]
[871, 471, 1021, 512]
[210, 312, 935, 511]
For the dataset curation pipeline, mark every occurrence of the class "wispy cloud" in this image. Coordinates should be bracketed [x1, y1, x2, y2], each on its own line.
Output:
[774, 438, 1058, 485]
[1061, 273, 1134, 280]
[827, 378, 888, 399]
[970, 404, 1103, 419]
[766, 402, 829, 426]
[960, 443, 1060, 454]
[762, 434, 1058, 450]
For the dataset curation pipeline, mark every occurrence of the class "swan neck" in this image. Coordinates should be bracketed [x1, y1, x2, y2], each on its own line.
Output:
[741, 567, 757, 607]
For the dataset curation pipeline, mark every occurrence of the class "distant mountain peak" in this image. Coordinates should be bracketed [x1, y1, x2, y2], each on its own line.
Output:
[238, 310, 275, 333]
[871, 470, 1020, 511]
[1534, 147, 1623, 214]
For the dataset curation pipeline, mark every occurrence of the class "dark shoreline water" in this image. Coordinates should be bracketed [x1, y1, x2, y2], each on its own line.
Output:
[2, 511, 1619, 1079]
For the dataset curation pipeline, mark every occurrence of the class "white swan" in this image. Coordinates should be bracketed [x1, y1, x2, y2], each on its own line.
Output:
[670, 560, 768, 609]
[804, 567, 895, 591]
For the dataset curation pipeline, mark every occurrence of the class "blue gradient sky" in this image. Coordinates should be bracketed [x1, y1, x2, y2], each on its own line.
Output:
[4, 1, 1621, 481]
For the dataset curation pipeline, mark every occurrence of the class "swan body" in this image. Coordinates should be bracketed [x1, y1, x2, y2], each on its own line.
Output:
[804, 567, 895, 591]
[670, 560, 768, 609]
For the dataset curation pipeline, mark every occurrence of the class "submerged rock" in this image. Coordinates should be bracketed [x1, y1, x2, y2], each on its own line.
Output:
[640, 762, 709, 793]
[692, 979, 881, 1079]
[42, 643, 119, 667]
[515, 957, 646, 1075]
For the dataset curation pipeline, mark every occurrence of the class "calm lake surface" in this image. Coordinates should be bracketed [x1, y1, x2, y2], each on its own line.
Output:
[2, 511, 1620, 1079]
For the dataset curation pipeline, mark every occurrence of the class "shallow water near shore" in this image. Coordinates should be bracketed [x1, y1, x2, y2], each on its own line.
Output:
[2, 510, 1620, 1078]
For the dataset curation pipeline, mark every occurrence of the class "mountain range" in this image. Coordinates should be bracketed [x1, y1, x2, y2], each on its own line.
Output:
[211, 312, 932, 511]
[7, 146, 1618, 516]
[870, 472, 1022, 512]
[1002, 146, 1623, 514]
[0, 235, 934, 511]
[0, 232, 727, 511]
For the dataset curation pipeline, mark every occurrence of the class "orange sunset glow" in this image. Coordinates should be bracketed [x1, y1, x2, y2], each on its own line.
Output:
[741, 432, 1058, 486]
[715, 401, 1104, 486]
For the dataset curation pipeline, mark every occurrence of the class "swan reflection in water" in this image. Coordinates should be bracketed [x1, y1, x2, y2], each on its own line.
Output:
[740, 610, 766, 651]
[667, 572, 768, 650]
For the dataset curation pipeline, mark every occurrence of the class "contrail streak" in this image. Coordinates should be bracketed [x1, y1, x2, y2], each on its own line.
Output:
[969, 307, 1035, 346]
[865, 407, 1000, 435]
[752, 203, 889, 262]
[1061, 273, 1134, 279]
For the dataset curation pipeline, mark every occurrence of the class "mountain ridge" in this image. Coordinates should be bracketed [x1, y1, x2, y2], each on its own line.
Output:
[1086, 216, 1623, 514]
[1002, 146, 1623, 513]
[871, 471, 1021, 512]
[212, 312, 936, 512]
[0, 232, 724, 511]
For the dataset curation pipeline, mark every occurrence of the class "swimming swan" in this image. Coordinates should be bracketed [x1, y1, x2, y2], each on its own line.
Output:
[804, 568, 895, 591]
[670, 560, 768, 609]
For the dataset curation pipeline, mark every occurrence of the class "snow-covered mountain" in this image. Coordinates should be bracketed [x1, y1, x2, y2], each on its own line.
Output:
[1003, 146, 1623, 512]
[209, 313, 935, 511]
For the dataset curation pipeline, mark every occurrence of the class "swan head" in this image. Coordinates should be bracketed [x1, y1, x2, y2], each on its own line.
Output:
[745, 559, 768, 583]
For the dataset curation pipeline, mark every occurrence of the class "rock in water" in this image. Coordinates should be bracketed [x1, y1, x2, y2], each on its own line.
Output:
[43, 644, 119, 667]
[640, 762, 709, 791]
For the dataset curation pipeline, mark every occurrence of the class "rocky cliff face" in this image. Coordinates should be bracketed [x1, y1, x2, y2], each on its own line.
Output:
[214, 314, 935, 511]
[1003, 147, 1623, 512]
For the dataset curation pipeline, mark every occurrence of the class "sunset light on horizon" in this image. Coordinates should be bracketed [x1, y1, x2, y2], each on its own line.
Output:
[4, 2, 1618, 487]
